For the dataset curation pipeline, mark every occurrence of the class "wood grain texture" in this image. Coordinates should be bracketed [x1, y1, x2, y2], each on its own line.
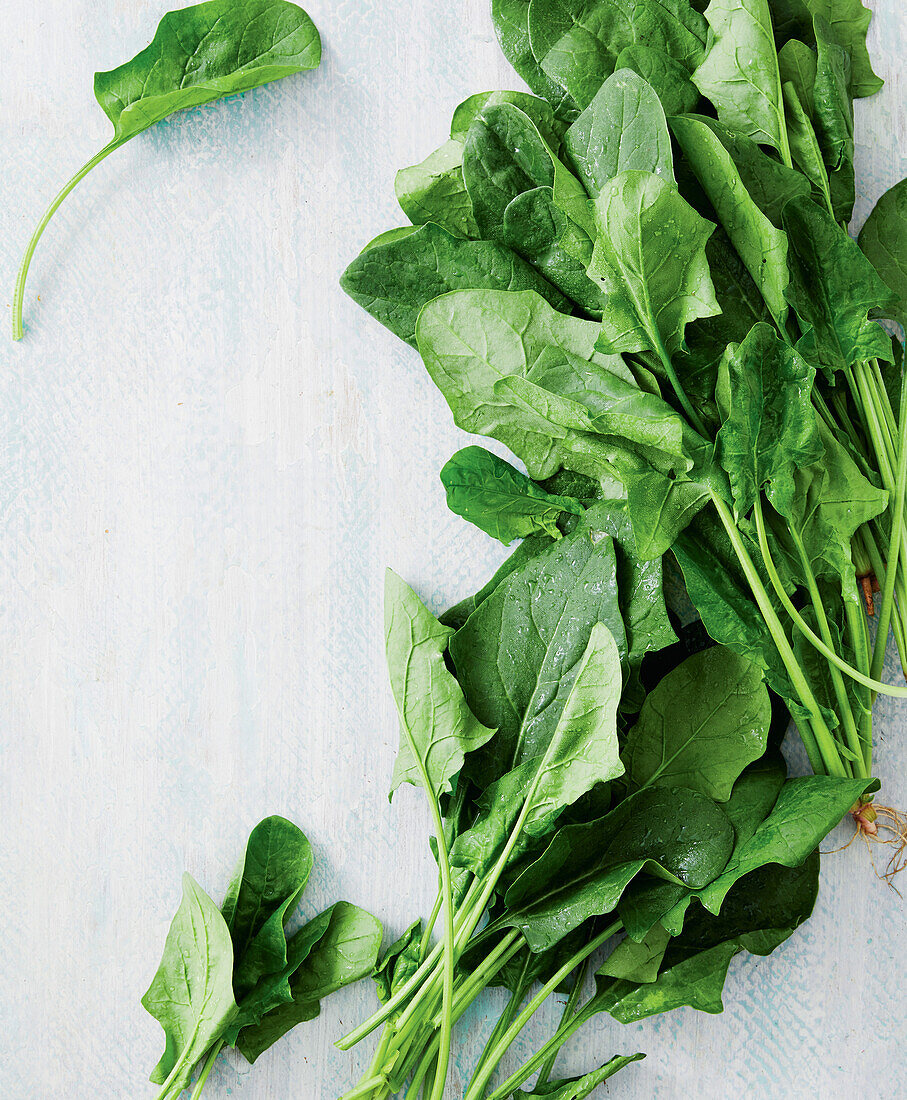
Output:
[0, 1, 904, 1097]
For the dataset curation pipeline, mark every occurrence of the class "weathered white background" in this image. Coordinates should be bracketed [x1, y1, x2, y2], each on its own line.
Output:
[1, 2, 905, 1097]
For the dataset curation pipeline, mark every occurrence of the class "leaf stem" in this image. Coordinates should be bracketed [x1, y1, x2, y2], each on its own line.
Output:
[188, 1041, 223, 1100]
[535, 955, 590, 1088]
[461, 920, 621, 1100]
[12, 139, 124, 340]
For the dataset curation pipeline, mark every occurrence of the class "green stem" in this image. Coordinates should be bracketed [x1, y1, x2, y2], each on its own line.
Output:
[12, 139, 124, 340]
[188, 1041, 223, 1100]
[749, 496, 907, 700]
[465, 957, 533, 1095]
[462, 921, 621, 1100]
[870, 367, 907, 691]
[534, 957, 589, 1089]
[708, 491, 844, 776]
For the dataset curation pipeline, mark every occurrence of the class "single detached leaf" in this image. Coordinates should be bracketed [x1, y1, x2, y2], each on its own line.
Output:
[565, 69, 675, 196]
[669, 115, 791, 327]
[715, 322, 823, 517]
[385, 571, 495, 798]
[340, 222, 569, 347]
[13, 0, 322, 339]
[142, 874, 238, 1089]
[622, 646, 770, 801]
[859, 177, 907, 319]
[222, 816, 314, 998]
[783, 196, 895, 377]
[693, 0, 787, 153]
[236, 902, 383, 1063]
[589, 170, 720, 358]
[514, 1054, 646, 1097]
[441, 446, 586, 544]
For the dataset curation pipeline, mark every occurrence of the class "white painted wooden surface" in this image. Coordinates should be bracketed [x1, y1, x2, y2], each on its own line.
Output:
[1, 2, 905, 1097]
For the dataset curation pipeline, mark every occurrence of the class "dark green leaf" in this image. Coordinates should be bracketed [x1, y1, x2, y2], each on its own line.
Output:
[669, 116, 791, 326]
[221, 816, 314, 999]
[236, 902, 383, 1063]
[622, 646, 770, 801]
[340, 222, 570, 347]
[598, 923, 671, 982]
[501, 785, 735, 950]
[615, 45, 701, 115]
[441, 446, 586, 544]
[859, 177, 907, 319]
[807, 0, 883, 98]
[450, 519, 627, 785]
[492, 0, 581, 123]
[783, 196, 895, 377]
[715, 322, 823, 517]
[373, 921, 423, 1005]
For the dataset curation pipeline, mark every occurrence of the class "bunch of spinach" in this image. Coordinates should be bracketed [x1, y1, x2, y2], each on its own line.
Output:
[143, 815, 382, 1099]
[12, 0, 322, 340]
[334, 511, 875, 1098]
[342, 0, 907, 805]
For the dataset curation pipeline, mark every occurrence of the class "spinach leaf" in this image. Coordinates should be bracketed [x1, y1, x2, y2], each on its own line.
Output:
[142, 875, 238, 1091]
[808, 0, 883, 98]
[599, 855, 821, 1021]
[441, 446, 586, 544]
[236, 902, 383, 1063]
[501, 786, 735, 950]
[514, 1054, 646, 1097]
[385, 571, 496, 798]
[221, 815, 314, 997]
[621, 646, 770, 801]
[588, 170, 720, 358]
[599, 922, 672, 982]
[693, 0, 788, 154]
[614, 45, 701, 115]
[527, 0, 707, 111]
[859, 176, 907, 318]
[340, 222, 570, 346]
[373, 921, 423, 1005]
[492, 0, 581, 123]
[12, 0, 321, 339]
[395, 140, 480, 239]
[715, 322, 823, 517]
[450, 519, 626, 784]
[564, 69, 675, 195]
[782, 196, 895, 377]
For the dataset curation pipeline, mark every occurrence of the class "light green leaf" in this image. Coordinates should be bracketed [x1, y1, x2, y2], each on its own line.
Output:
[693, 0, 788, 153]
[492, 0, 580, 123]
[599, 923, 671, 982]
[565, 69, 675, 195]
[441, 446, 586, 544]
[807, 0, 883, 98]
[385, 571, 496, 798]
[589, 170, 720, 358]
[142, 874, 238, 1089]
[394, 140, 479, 239]
[622, 646, 770, 801]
